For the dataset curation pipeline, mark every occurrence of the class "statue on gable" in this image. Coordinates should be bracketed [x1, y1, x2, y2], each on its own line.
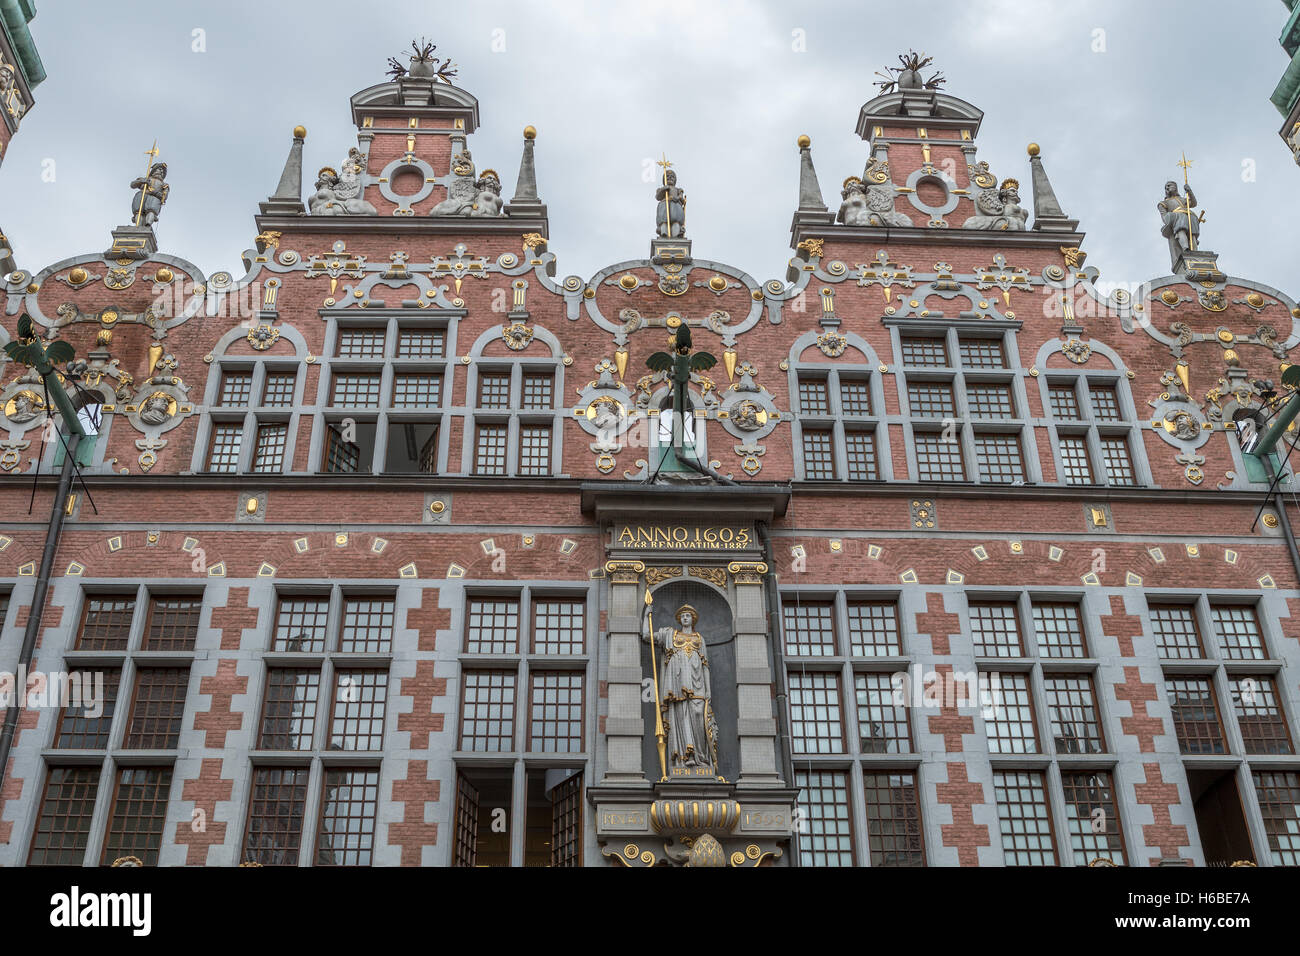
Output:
[309, 148, 377, 215]
[130, 163, 170, 227]
[838, 175, 910, 227]
[963, 177, 1027, 231]
[1158, 179, 1201, 270]
[468, 169, 504, 217]
[430, 148, 482, 216]
[656, 168, 687, 238]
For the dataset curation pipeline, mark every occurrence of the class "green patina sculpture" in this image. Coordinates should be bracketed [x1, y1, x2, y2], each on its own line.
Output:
[3, 313, 85, 439]
[645, 320, 714, 473]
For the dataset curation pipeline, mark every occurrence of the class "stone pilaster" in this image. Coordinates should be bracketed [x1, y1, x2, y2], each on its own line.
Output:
[730, 561, 780, 786]
[601, 559, 649, 785]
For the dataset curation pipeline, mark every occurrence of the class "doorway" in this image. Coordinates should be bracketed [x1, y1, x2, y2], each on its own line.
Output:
[1186, 768, 1255, 865]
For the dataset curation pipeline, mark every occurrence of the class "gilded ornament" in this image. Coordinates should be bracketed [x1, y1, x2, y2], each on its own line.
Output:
[709, 275, 728, 292]
[1217, 329, 1234, 343]
[1160, 289, 1180, 305]
[3, 389, 44, 423]
[797, 238, 825, 258]
[68, 267, 88, 284]
[816, 330, 848, 357]
[1246, 292, 1264, 308]
[247, 325, 280, 351]
[154, 267, 174, 283]
[502, 322, 534, 351]
[619, 273, 639, 290]
[1263, 514, 1279, 529]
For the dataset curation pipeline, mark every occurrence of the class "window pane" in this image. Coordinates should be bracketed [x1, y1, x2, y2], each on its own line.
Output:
[1166, 676, 1226, 755]
[798, 378, 830, 415]
[533, 600, 584, 655]
[971, 603, 1022, 657]
[1253, 771, 1300, 865]
[243, 767, 308, 865]
[392, 374, 442, 408]
[475, 423, 508, 475]
[340, 597, 394, 653]
[521, 373, 554, 410]
[782, 603, 835, 656]
[396, 328, 445, 358]
[144, 595, 201, 651]
[855, 673, 911, 753]
[993, 770, 1057, 866]
[1211, 606, 1266, 660]
[125, 668, 190, 749]
[251, 422, 288, 473]
[1231, 676, 1293, 755]
[863, 771, 924, 866]
[331, 373, 381, 407]
[907, 382, 955, 418]
[1148, 605, 1203, 659]
[967, 383, 1014, 419]
[844, 431, 878, 480]
[330, 670, 388, 750]
[101, 766, 172, 866]
[28, 767, 100, 865]
[840, 379, 871, 415]
[1089, 385, 1122, 422]
[1061, 771, 1126, 865]
[974, 434, 1025, 483]
[1044, 674, 1105, 754]
[900, 337, 948, 367]
[208, 422, 243, 473]
[985, 672, 1038, 753]
[219, 371, 252, 407]
[1032, 603, 1086, 658]
[262, 371, 297, 407]
[273, 596, 329, 652]
[802, 430, 836, 479]
[1100, 436, 1135, 486]
[323, 423, 362, 473]
[789, 672, 844, 754]
[519, 424, 551, 476]
[847, 602, 900, 656]
[478, 373, 511, 408]
[259, 669, 321, 750]
[78, 596, 135, 651]
[959, 339, 1005, 369]
[796, 770, 854, 866]
[1048, 385, 1080, 419]
[529, 672, 584, 753]
[1057, 435, 1093, 484]
[317, 769, 380, 866]
[54, 668, 121, 749]
[467, 598, 520, 654]
[336, 328, 385, 358]
[460, 671, 517, 752]
[915, 433, 964, 481]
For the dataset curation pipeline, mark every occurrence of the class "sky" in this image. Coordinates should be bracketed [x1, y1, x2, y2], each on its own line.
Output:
[2, 0, 1298, 295]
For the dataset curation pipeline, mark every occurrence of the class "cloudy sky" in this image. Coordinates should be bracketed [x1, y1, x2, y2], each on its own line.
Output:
[3, 0, 1297, 294]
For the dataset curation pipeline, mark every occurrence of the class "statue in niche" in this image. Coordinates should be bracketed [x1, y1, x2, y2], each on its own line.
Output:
[656, 168, 687, 238]
[130, 163, 169, 226]
[642, 603, 719, 774]
[430, 148, 481, 216]
[1158, 180, 1201, 269]
[310, 148, 377, 215]
[963, 178, 1027, 230]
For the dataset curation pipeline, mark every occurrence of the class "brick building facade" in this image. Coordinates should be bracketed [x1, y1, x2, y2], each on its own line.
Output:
[1, 49, 1299, 867]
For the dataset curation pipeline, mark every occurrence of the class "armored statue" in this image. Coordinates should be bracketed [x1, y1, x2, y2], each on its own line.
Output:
[1158, 180, 1201, 269]
[963, 177, 1027, 231]
[130, 163, 170, 226]
[642, 603, 719, 773]
[430, 148, 482, 216]
[309, 148, 377, 216]
[656, 169, 687, 238]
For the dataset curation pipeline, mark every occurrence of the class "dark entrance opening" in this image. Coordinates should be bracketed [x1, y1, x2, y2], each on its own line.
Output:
[1187, 768, 1255, 865]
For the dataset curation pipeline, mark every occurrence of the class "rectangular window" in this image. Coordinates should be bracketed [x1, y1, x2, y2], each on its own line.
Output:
[796, 770, 854, 866]
[396, 328, 445, 359]
[798, 377, 830, 415]
[1231, 676, 1293, 755]
[521, 373, 554, 410]
[1100, 436, 1136, 486]
[1061, 771, 1126, 865]
[985, 672, 1038, 754]
[475, 423, 508, 475]
[460, 671, 517, 752]
[529, 672, 584, 753]
[1044, 674, 1105, 754]
[208, 422, 243, 473]
[331, 373, 381, 407]
[967, 383, 1014, 419]
[1057, 435, 1094, 484]
[329, 670, 388, 751]
[840, 379, 872, 415]
[782, 602, 836, 656]
[970, 602, 1022, 657]
[101, 766, 172, 866]
[258, 669, 321, 750]
[1149, 605, 1203, 659]
[478, 372, 511, 409]
[28, 767, 100, 865]
[844, 431, 878, 480]
[915, 433, 965, 481]
[391, 373, 442, 408]
[340, 597, 394, 653]
[1048, 384, 1080, 419]
[1253, 770, 1300, 865]
[251, 422, 288, 473]
[519, 424, 551, 476]
[273, 596, 329, 653]
[1032, 603, 1086, 658]
[993, 770, 1057, 866]
[262, 371, 297, 407]
[847, 602, 900, 656]
[974, 433, 1025, 483]
[855, 673, 911, 753]
[78, 596, 136, 651]
[54, 668, 121, 750]
[789, 672, 844, 754]
[959, 338, 1005, 369]
[467, 597, 521, 654]
[795, 431, 837, 481]
[1089, 385, 1122, 422]
[219, 371, 253, 407]
[533, 600, 584, 655]
[900, 337, 948, 367]
[316, 769, 381, 866]
[243, 767, 309, 865]
[862, 772, 924, 866]
[322, 423, 362, 474]
[550, 770, 583, 868]
[907, 382, 956, 418]
[802, 429, 836, 479]
[1211, 605, 1266, 660]
[125, 667, 189, 749]
[143, 595, 201, 651]
[1167, 676, 1227, 755]
[336, 328, 385, 358]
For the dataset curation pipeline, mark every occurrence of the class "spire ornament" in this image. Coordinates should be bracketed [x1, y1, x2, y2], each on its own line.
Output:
[874, 50, 946, 94]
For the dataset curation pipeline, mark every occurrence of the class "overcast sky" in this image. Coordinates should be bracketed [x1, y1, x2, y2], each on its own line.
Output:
[3, 0, 1297, 294]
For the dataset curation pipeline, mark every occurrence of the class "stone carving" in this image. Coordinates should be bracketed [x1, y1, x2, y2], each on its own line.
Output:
[643, 604, 719, 774]
[1158, 180, 1200, 269]
[1164, 409, 1199, 441]
[310, 149, 377, 216]
[470, 170, 504, 217]
[139, 392, 176, 426]
[963, 178, 1027, 230]
[502, 322, 533, 350]
[837, 175, 910, 227]
[3, 389, 44, 424]
[130, 163, 169, 226]
[730, 399, 765, 432]
[816, 330, 848, 357]
[1062, 339, 1091, 364]
[429, 150, 503, 218]
[656, 169, 686, 238]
